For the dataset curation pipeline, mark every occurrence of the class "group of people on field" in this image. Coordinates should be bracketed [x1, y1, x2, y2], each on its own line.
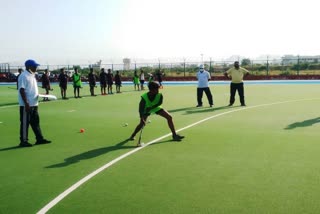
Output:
[17, 59, 248, 148]
[55, 67, 121, 99]
[133, 68, 164, 91]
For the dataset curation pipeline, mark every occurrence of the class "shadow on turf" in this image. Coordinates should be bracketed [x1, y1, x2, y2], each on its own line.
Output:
[46, 139, 136, 168]
[0, 146, 23, 152]
[0, 102, 19, 107]
[168, 105, 233, 115]
[285, 117, 320, 130]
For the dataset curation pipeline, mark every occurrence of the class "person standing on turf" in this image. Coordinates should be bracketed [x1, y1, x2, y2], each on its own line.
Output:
[224, 61, 249, 106]
[156, 69, 164, 89]
[139, 68, 145, 90]
[18, 59, 51, 147]
[106, 69, 113, 94]
[196, 64, 213, 107]
[16, 68, 23, 89]
[133, 70, 140, 91]
[129, 81, 184, 144]
[58, 68, 68, 99]
[88, 68, 97, 96]
[41, 69, 52, 101]
[72, 67, 82, 98]
[115, 70, 122, 93]
[100, 68, 107, 95]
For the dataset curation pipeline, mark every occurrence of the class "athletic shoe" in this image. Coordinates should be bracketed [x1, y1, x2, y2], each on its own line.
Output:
[210, 104, 213, 107]
[241, 104, 246, 106]
[196, 105, 202, 107]
[129, 136, 135, 141]
[19, 142, 33, 147]
[35, 139, 51, 145]
[228, 104, 233, 107]
[172, 134, 185, 141]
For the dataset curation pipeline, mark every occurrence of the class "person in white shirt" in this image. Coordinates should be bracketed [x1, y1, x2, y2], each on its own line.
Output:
[196, 64, 213, 107]
[139, 68, 145, 90]
[18, 59, 51, 147]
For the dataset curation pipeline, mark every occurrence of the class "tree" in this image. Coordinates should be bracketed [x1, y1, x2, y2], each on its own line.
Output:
[241, 58, 251, 66]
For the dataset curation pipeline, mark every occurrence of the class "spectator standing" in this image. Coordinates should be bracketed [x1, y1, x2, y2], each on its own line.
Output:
[196, 64, 213, 107]
[115, 70, 122, 93]
[72, 68, 82, 98]
[99, 68, 107, 95]
[106, 69, 113, 94]
[88, 68, 97, 96]
[58, 68, 68, 99]
[224, 61, 249, 106]
[139, 68, 145, 90]
[133, 70, 140, 91]
[41, 69, 52, 101]
[156, 69, 164, 89]
[16, 68, 23, 89]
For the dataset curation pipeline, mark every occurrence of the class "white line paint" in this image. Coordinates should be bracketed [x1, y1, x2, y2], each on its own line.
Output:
[37, 98, 320, 214]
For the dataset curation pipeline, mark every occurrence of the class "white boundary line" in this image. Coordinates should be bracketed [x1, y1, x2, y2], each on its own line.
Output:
[37, 98, 319, 214]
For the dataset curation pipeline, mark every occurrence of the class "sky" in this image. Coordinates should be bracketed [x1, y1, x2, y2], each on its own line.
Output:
[1, 0, 320, 65]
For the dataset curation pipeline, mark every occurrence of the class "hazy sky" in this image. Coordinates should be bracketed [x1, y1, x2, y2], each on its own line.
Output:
[1, 0, 320, 65]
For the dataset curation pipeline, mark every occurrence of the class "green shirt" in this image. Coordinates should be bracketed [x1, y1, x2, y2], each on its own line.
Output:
[140, 92, 162, 116]
[73, 73, 82, 87]
[226, 67, 249, 83]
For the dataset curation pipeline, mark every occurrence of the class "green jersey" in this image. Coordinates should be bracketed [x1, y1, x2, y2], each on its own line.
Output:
[141, 92, 162, 115]
[73, 73, 82, 87]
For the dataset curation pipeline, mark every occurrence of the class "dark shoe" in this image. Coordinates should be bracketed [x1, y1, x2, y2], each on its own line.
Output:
[196, 105, 202, 107]
[19, 142, 33, 147]
[228, 104, 233, 107]
[210, 104, 214, 107]
[129, 136, 135, 141]
[172, 134, 185, 141]
[241, 104, 246, 106]
[35, 139, 51, 145]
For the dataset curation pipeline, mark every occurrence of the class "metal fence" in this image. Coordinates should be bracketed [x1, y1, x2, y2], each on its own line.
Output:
[2, 56, 320, 77]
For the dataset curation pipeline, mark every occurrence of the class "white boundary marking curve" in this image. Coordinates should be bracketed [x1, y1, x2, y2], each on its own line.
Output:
[37, 98, 319, 214]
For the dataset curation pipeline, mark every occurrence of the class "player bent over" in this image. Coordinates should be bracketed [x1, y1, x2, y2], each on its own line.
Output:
[129, 81, 184, 142]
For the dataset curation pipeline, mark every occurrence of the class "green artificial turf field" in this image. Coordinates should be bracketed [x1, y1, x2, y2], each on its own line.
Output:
[1, 82, 320, 213]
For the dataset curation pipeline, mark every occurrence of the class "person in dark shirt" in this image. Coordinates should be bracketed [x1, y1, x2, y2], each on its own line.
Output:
[156, 69, 164, 89]
[99, 68, 107, 95]
[58, 68, 68, 99]
[88, 68, 97, 96]
[106, 69, 113, 94]
[41, 69, 52, 101]
[115, 70, 122, 93]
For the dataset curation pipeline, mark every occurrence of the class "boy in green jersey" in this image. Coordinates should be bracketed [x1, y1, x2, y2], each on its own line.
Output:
[129, 81, 184, 143]
[72, 68, 82, 98]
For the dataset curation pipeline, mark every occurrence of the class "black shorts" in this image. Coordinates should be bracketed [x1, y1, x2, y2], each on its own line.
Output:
[60, 84, 67, 90]
[143, 108, 163, 117]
